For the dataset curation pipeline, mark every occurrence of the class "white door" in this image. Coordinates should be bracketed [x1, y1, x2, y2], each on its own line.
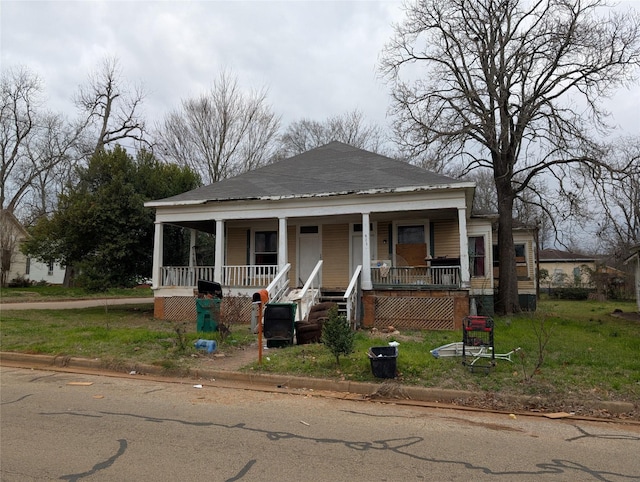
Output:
[298, 226, 321, 287]
[351, 233, 363, 277]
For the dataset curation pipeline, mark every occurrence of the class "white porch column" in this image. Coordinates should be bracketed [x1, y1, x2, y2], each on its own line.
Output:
[189, 229, 197, 267]
[278, 217, 288, 268]
[458, 208, 470, 288]
[151, 221, 164, 289]
[214, 220, 224, 283]
[361, 212, 373, 290]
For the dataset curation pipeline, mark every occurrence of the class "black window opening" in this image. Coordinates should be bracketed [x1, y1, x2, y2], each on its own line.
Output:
[469, 236, 485, 277]
[255, 231, 277, 265]
[398, 225, 424, 244]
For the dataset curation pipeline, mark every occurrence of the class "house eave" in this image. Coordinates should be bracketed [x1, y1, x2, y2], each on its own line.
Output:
[145, 182, 475, 209]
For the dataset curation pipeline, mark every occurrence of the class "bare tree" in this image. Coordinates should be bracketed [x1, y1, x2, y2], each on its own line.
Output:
[380, 0, 640, 314]
[75, 56, 148, 157]
[157, 70, 281, 184]
[589, 136, 640, 258]
[278, 109, 388, 157]
[1, 67, 80, 219]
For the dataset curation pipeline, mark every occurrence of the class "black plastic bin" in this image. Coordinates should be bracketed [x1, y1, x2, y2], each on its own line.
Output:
[368, 346, 398, 379]
[263, 303, 297, 348]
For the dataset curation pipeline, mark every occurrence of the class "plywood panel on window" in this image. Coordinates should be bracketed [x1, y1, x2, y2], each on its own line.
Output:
[396, 243, 427, 266]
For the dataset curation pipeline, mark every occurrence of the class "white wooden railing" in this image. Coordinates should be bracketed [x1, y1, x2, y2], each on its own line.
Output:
[289, 260, 323, 322]
[344, 265, 362, 328]
[222, 265, 278, 287]
[371, 265, 461, 288]
[160, 265, 279, 288]
[265, 263, 291, 302]
[161, 266, 215, 287]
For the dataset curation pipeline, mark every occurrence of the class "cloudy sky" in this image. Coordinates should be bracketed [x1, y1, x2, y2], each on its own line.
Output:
[2, 1, 407, 134]
[2, 0, 639, 141]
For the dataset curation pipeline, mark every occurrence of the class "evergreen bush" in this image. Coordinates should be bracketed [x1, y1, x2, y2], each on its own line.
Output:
[321, 306, 355, 366]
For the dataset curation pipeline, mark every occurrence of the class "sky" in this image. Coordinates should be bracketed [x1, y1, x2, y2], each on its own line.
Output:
[1, 0, 408, 135]
[2, 0, 639, 142]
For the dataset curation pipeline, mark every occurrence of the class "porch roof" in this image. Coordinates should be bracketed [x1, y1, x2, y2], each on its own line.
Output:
[146, 141, 473, 207]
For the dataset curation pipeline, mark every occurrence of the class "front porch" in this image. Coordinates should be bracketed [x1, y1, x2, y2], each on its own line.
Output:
[154, 260, 468, 331]
[159, 264, 462, 291]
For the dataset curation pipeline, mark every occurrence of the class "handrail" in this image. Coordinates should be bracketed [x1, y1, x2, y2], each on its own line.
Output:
[299, 260, 323, 298]
[293, 260, 323, 321]
[344, 265, 362, 328]
[265, 263, 291, 302]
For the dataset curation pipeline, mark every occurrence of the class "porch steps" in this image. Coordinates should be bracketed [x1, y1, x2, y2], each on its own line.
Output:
[319, 289, 347, 318]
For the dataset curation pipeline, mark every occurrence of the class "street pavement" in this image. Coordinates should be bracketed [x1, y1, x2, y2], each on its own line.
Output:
[2, 365, 639, 481]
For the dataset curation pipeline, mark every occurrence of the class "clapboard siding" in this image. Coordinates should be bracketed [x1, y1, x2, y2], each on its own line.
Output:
[322, 223, 350, 288]
[432, 219, 460, 258]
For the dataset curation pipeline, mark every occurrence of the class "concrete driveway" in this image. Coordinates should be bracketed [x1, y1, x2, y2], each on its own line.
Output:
[0, 297, 153, 311]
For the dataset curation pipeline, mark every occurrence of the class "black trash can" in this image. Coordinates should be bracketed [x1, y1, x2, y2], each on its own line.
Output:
[263, 303, 296, 348]
[368, 346, 398, 379]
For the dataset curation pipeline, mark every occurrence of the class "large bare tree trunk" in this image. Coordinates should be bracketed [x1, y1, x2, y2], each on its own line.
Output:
[495, 174, 520, 315]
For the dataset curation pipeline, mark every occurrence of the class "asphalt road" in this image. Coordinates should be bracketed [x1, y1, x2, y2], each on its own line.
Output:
[2, 366, 639, 481]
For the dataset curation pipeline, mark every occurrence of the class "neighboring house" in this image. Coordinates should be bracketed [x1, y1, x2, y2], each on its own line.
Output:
[538, 249, 597, 288]
[145, 142, 537, 329]
[0, 209, 65, 286]
[623, 245, 640, 313]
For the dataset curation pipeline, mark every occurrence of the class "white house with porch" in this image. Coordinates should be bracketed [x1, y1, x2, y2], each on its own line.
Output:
[145, 142, 532, 330]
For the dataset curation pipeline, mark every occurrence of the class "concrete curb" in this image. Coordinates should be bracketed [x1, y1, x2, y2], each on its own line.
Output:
[1, 352, 636, 419]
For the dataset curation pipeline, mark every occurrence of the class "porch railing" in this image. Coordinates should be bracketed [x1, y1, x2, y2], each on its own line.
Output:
[223, 265, 279, 287]
[160, 265, 279, 288]
[161, 266, 215, 287]
[371, 265, 461, 289]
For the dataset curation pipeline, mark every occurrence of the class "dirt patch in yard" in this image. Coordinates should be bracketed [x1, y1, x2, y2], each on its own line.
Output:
[611, 310, 640, 322]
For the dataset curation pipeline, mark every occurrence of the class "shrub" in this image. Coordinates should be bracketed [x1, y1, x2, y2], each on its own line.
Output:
[550, 287, 591, 300]
[8, 275, 33, 288]
[321, 306, 355, 366]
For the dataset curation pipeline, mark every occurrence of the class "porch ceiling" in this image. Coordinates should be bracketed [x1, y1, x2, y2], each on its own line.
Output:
[168, 220, 217, 234]
[167, 208, 461, 231]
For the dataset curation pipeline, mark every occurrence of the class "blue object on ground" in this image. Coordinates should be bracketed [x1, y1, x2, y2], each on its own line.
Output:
[194, 339, 217, 353]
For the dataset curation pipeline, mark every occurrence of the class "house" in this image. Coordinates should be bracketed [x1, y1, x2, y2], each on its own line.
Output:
[0, 209, 65, 286]
[145, 142, 537, 329]
[538, 249, 597, 288]
[623, 245, 640, 312]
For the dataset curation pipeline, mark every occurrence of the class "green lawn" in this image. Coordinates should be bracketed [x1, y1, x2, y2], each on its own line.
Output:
[0, 296, 638, 404]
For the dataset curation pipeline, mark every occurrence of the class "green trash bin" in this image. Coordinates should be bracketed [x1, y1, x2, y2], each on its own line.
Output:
[196, 297, 220, 332]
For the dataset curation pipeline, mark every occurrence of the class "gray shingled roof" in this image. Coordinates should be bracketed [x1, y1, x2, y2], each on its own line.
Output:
[150, 141, 465, 205]
[539, 249, 596, 262]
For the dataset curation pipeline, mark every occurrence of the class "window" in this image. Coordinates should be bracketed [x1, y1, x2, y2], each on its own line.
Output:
[398, 225, 424, 244]
[353, 223, 373, 232]
[255, 231, 277, 265]
[25, 257, 31, 275]
[47, 261, 54, 276]
[493, 243, 527, 264]
[468, 236, 485, 277]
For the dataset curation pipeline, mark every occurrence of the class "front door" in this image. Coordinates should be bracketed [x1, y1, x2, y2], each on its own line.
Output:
[298, 226, 321, 287]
